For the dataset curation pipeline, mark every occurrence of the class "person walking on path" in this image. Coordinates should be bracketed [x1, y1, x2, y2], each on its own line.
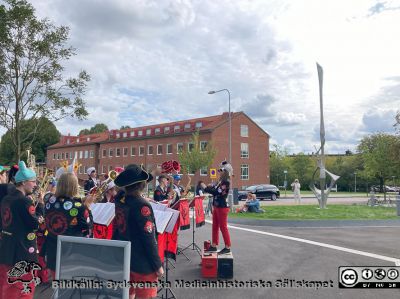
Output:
[291, 179, 301, 204]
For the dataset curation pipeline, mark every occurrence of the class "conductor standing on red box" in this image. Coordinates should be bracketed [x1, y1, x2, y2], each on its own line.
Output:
[204, 161, 232, 255]
[113, 164, 163, 299]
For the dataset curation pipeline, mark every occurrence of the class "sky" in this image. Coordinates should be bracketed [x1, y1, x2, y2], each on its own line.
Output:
[6, 0, 400, 154]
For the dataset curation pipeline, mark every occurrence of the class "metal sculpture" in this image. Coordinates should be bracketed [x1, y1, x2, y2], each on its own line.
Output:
[310, 63, 340, 209]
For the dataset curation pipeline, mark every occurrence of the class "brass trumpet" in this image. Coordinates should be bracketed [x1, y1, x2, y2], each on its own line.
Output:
[89, 170, 118, 202]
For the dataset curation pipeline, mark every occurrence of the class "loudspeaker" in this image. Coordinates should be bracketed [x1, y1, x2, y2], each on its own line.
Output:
[217, 252, 233, 279]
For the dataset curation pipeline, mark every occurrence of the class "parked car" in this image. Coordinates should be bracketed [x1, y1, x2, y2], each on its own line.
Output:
[370, 185, 397, 193]
[238, 184, 280, 201]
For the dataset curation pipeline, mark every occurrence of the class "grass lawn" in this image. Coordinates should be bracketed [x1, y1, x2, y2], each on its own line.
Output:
[229, 204, 398, 220]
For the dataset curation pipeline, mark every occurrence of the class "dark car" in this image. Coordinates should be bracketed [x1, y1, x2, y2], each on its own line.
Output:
[238, 184, 280, 201]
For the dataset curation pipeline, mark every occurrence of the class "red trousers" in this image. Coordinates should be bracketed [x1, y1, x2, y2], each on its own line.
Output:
[212, 207, 231, 247]
[0, 264, 36, 299]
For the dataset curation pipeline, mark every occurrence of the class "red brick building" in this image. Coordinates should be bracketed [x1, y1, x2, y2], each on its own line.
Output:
[46, 112, 270, 190]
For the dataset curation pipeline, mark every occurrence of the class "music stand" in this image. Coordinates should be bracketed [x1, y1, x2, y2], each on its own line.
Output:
[170, 199, 191, 261]
[180, 196, 204, 257]
[153, 207, 178, 299]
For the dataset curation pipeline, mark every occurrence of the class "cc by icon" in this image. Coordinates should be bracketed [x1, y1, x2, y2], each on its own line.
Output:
[341, 269, 358, 286]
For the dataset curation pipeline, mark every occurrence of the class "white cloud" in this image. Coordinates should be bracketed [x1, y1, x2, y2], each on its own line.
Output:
[1, 0, 399, 155]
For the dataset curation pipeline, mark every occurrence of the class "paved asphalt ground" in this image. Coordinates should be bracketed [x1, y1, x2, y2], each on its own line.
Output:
[35, 196, 400, 299]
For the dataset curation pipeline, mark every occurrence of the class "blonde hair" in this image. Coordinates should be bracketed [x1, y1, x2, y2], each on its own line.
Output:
[55, 172, 79, 198]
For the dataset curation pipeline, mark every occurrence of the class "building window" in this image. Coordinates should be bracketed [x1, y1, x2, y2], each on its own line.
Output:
[53, 153, 56, 160]
[241, 164, 249, 180]
[155, 128, 161, 134]
[103, 149, 107, 157]
[90, 150, 94, 158]
[157, 144, 163, 155]
[166, 144, 172, 154]
[108, 165, 113, 172]
[200, 166, 208, 176]
[200, 141, 208, 152]
[78, 165, 82, 174]
[130, 131, 135, 137]
[66, 139, 70, 144]
[177, 143, 183, 153]
[138, 130, 143, 136]
[174, 125, 180, 132]
[61, 153, 64, 159]
[116, 133, 120, 138]
[123, 132, 127, 138]
[148, 145, 153, 155]
[116, 148, 121, 157]
[123, 147, 128, 156]
[241, 125, 249, 137]
[146, 129, 151, 136]
[195, 121, 202, 128]
[79, 151, 83, 159]
[109, 148, 113, 157]
[65, 152, 69, 159]
[241, 143, 249, 158]
[86, 137, 90, 142]
[102, 165, 106, 174]
[77, 138, 80, 143]
[131, 147, 136, 156]
[84, 150, 88, 159]
[184, 123, 191, 130]
[188, 142, 194, 152]
[139, 146, 145, 156]
[70, 152, 73, 159]
[164, 127, 170, 134]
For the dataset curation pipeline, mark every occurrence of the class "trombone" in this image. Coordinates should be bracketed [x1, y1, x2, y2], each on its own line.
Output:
[89, 170, 118, 202]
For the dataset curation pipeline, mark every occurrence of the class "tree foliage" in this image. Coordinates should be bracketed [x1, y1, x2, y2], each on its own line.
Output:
[0, 116, 60, 164]
[178, 131, 217, 175]
[357, 133, 400, 191]
[0, 0, 90, 161]
[78, 123, 108, 135]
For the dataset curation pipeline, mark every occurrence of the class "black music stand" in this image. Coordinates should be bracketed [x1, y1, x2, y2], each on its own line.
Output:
[180, 197, 203, 257]
[156, 209, 179, 299]
[170, 199, 191, 261]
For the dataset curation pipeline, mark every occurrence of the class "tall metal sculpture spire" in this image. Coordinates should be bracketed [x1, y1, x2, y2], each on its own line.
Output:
[310, 63, 340, 209]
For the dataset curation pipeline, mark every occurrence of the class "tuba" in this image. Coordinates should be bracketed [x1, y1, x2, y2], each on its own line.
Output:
[89, 170, 118, 202]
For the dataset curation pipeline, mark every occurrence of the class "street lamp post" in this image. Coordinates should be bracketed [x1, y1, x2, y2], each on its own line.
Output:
[283, 170, 288, 198]
[208, 89, 231, 163]
[354, 172, 357, 193]
[208, 89, 233, 209]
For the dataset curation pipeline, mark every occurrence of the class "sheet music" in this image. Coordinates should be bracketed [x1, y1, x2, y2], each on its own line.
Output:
[150, 202, 180, 233]
[90, 203, 115, 226]
[165, 208, 179, 233]
[153, 210, 173, 234]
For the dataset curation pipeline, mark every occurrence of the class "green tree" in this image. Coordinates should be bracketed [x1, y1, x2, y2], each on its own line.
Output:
[289, 153, 313, 189]
[120, 125, 131, 130]
[178, 131, 217, 191]
[79, 123, 108, 135]
[0, 117, 60, 164]
[269, 144, 290, 187]
[0, 0, 90, 161]
[357, 133, 400, 194]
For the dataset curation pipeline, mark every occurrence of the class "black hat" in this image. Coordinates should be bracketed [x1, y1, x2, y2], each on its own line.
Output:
[114, 164, 153, 188]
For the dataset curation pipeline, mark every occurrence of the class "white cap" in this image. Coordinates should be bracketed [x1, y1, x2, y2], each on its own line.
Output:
[219, 160, 233, 176]
[87, 167, 96, 176]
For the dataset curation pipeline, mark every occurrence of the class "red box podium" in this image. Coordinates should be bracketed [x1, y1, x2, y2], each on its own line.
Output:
[201, 251, 218, 278]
